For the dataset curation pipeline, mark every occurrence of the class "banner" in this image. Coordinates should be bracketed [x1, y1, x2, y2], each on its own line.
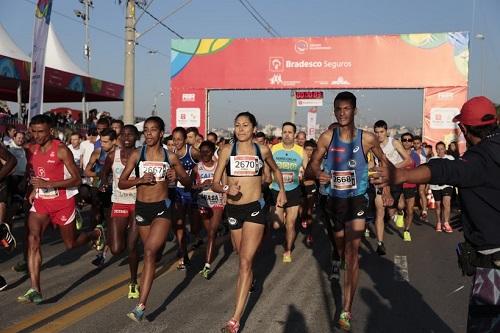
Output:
[306, 107, 317, 140]
[28, 0, 53, 119]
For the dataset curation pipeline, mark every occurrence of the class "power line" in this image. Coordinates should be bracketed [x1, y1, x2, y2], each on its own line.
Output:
[139, 0, 192, 39]
[135, 1, 184, 39]
[242, 0, 280, 37]
[20, 0, 169, 58]
[237, 0, 280, 37]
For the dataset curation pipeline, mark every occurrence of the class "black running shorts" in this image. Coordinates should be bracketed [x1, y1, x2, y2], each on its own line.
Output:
[225, 199, 266, 230]
[326, 195, 368, 232]
[135, 199, 173, 226]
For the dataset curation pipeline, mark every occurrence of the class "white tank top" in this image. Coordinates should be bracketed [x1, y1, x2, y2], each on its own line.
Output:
[196, 161, 224, 208]
[381, 137, 403, 165]
[112, 147, 136, 204]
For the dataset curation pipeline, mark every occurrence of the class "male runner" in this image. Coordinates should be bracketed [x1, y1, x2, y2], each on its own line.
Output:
[306, 92, 393, 331]
[400, 132, 420, 241]
[295, 131, 306, 147]
[17, 115, 104, 304]
[412, 135, 428, 219]
[270, 122, 308, 262]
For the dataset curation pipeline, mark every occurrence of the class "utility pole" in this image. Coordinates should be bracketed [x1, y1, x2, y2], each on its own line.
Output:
[123, 0, 135, 124]
[75, 0, 92, 124]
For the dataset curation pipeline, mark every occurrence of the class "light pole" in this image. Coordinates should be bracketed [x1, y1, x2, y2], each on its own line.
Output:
[152, 91, 165, 116]
[74, 0, 93, 124]
[475, 33, 485, 95]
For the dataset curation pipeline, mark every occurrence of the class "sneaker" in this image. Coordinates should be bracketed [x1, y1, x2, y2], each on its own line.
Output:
[0, 223, 16, 252]
[435, 223, 442, 232]
[376, 242, 386, 256]
[93, 225, 105, 251]
[221, 319, 240, 333]
[75, 209, 83, 231]
[128, 283, 140, 299]
[17, 288, 43, 304]
[0, 275, 7, 291]
[282, 253, 292, 263]
[395, 214, 405, 228]
[12, 260, 28, 273]
[329, 260, 341, 281]
[91, 251, 108, 267]
[338, 311, 352, 331]
[403, 230, 412, 242]
[305, 235, 313, 248]
[127, 304, 145, 323]
[442, 223, 453, 233]
[199, 265, 211, 280]
[420, 210, 428, 220]
[364, 228, 370, 238]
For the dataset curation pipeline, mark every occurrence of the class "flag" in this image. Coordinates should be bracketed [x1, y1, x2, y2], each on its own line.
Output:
[28, 0, 53, 119]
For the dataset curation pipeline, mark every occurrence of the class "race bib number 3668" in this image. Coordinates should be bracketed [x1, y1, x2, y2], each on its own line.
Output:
[331, 170, 357, 190]
[230, 155, 259, 176]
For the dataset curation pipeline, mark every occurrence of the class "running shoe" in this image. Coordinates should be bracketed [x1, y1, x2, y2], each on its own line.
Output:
[199, 265, 211, 280]
[403, 230, 412, 242]
[329, 260, 341, 281]
[376, 242, 386, 256]
[435, 223, 442, 232]
[221, 319, 240, 333]
[420, 210, 428, 220]
[0, 223, 16, 252]
[282, 253, 292, 263]
[93, 224, 106, 251]
[17, 288, 43, 304]
[91, 252, 107, 267]
[12, 260, 27, 273]
[177, 259, 187, 270]
[395, 213, 405, 228]
[127, 304, 145, 322]
[305, 235, 313, 248]
[364, 228, 370, 238]
[128, 283, 140, 299]
[442, 223, 453, 233]
[75, 209, 83, 231]
[0, 275, 7, 291]
[301, 220, 308, 230]
[338, 311, 352, 331]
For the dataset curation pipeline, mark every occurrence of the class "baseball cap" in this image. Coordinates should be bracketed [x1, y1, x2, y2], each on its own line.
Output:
[453, 96, 497, 126]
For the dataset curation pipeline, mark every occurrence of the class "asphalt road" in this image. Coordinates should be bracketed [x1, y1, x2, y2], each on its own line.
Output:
[0, 209, 469, 333]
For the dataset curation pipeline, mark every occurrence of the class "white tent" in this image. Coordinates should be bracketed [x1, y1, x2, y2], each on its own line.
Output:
[0, 23, 30, 62]
[135, 121, 144, 132]
[46, 24, 88, 76]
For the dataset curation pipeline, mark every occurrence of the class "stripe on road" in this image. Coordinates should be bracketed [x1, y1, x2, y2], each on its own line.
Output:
[393, 255, 409, 282]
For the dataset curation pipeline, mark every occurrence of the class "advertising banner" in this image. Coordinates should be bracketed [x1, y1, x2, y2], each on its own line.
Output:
[28, 0, 53, 118]
[171, 33, 469, 139]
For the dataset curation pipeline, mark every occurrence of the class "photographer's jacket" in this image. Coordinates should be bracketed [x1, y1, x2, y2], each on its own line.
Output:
[427, 128, 500, 251]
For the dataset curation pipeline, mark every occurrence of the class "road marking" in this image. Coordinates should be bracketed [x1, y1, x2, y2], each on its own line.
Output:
[447, 285, 465, 296]
[2, 248, 193, 333]
[393, 255, 409, 282]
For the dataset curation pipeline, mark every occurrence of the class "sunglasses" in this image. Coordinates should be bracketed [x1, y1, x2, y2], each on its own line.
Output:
[401, 138, 413, 142]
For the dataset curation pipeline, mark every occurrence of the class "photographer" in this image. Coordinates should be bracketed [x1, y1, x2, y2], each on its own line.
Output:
[371, 96, 499, 332]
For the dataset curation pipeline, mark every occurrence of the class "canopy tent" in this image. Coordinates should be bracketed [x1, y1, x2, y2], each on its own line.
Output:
[0, 23, 123, 104]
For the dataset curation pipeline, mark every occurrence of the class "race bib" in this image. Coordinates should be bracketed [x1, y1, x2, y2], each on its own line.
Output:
[331, 170, 357, 190]
[38, 187, 59, 199]
[200, 190, 223, 207]
[139, 161, 169, 182]
[230, 155, 260, 177]
[282, 172, 294, 184]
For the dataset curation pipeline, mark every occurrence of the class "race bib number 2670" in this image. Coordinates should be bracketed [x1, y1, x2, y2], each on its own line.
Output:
[230, 155, 259, 176]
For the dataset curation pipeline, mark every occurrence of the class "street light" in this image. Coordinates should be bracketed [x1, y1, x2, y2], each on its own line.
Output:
[152, 92, 165, 116]
[475, 33, 486, 95]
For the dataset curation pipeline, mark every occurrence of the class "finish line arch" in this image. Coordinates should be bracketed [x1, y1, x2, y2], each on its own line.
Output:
[170, 33, 469, 147]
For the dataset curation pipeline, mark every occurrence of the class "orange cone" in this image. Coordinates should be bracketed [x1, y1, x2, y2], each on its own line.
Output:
[427, 189, 436, 209]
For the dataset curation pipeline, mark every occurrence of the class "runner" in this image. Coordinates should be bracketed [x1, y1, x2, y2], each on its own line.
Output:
[192, 140, 225, 279]
[429, 141, 455, 233]
[212, 112, 286, 333]
[400, 132, 420, 241]
[207, 132, 218, 144]
[17, 115, 105, 304]
[118, 116, 191, 322]
[305, 92, 393, 331]
[373, 120, 411, 251]
[270, 121, 308, 262]
[100, 125, 140, 298]
[68, 132, 83, 171]
[412, 135, 428, 219]
[301, 139, 317, 247]
[295, 131, 306, 147]
[172, 127, 200, 269]
[0, 143, 17, 251]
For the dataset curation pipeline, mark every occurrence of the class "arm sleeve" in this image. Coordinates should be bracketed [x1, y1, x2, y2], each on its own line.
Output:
[427, 152, 487, 188]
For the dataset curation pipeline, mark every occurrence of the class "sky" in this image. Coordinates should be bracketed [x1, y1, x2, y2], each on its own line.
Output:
[1, 0, 500, 129]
